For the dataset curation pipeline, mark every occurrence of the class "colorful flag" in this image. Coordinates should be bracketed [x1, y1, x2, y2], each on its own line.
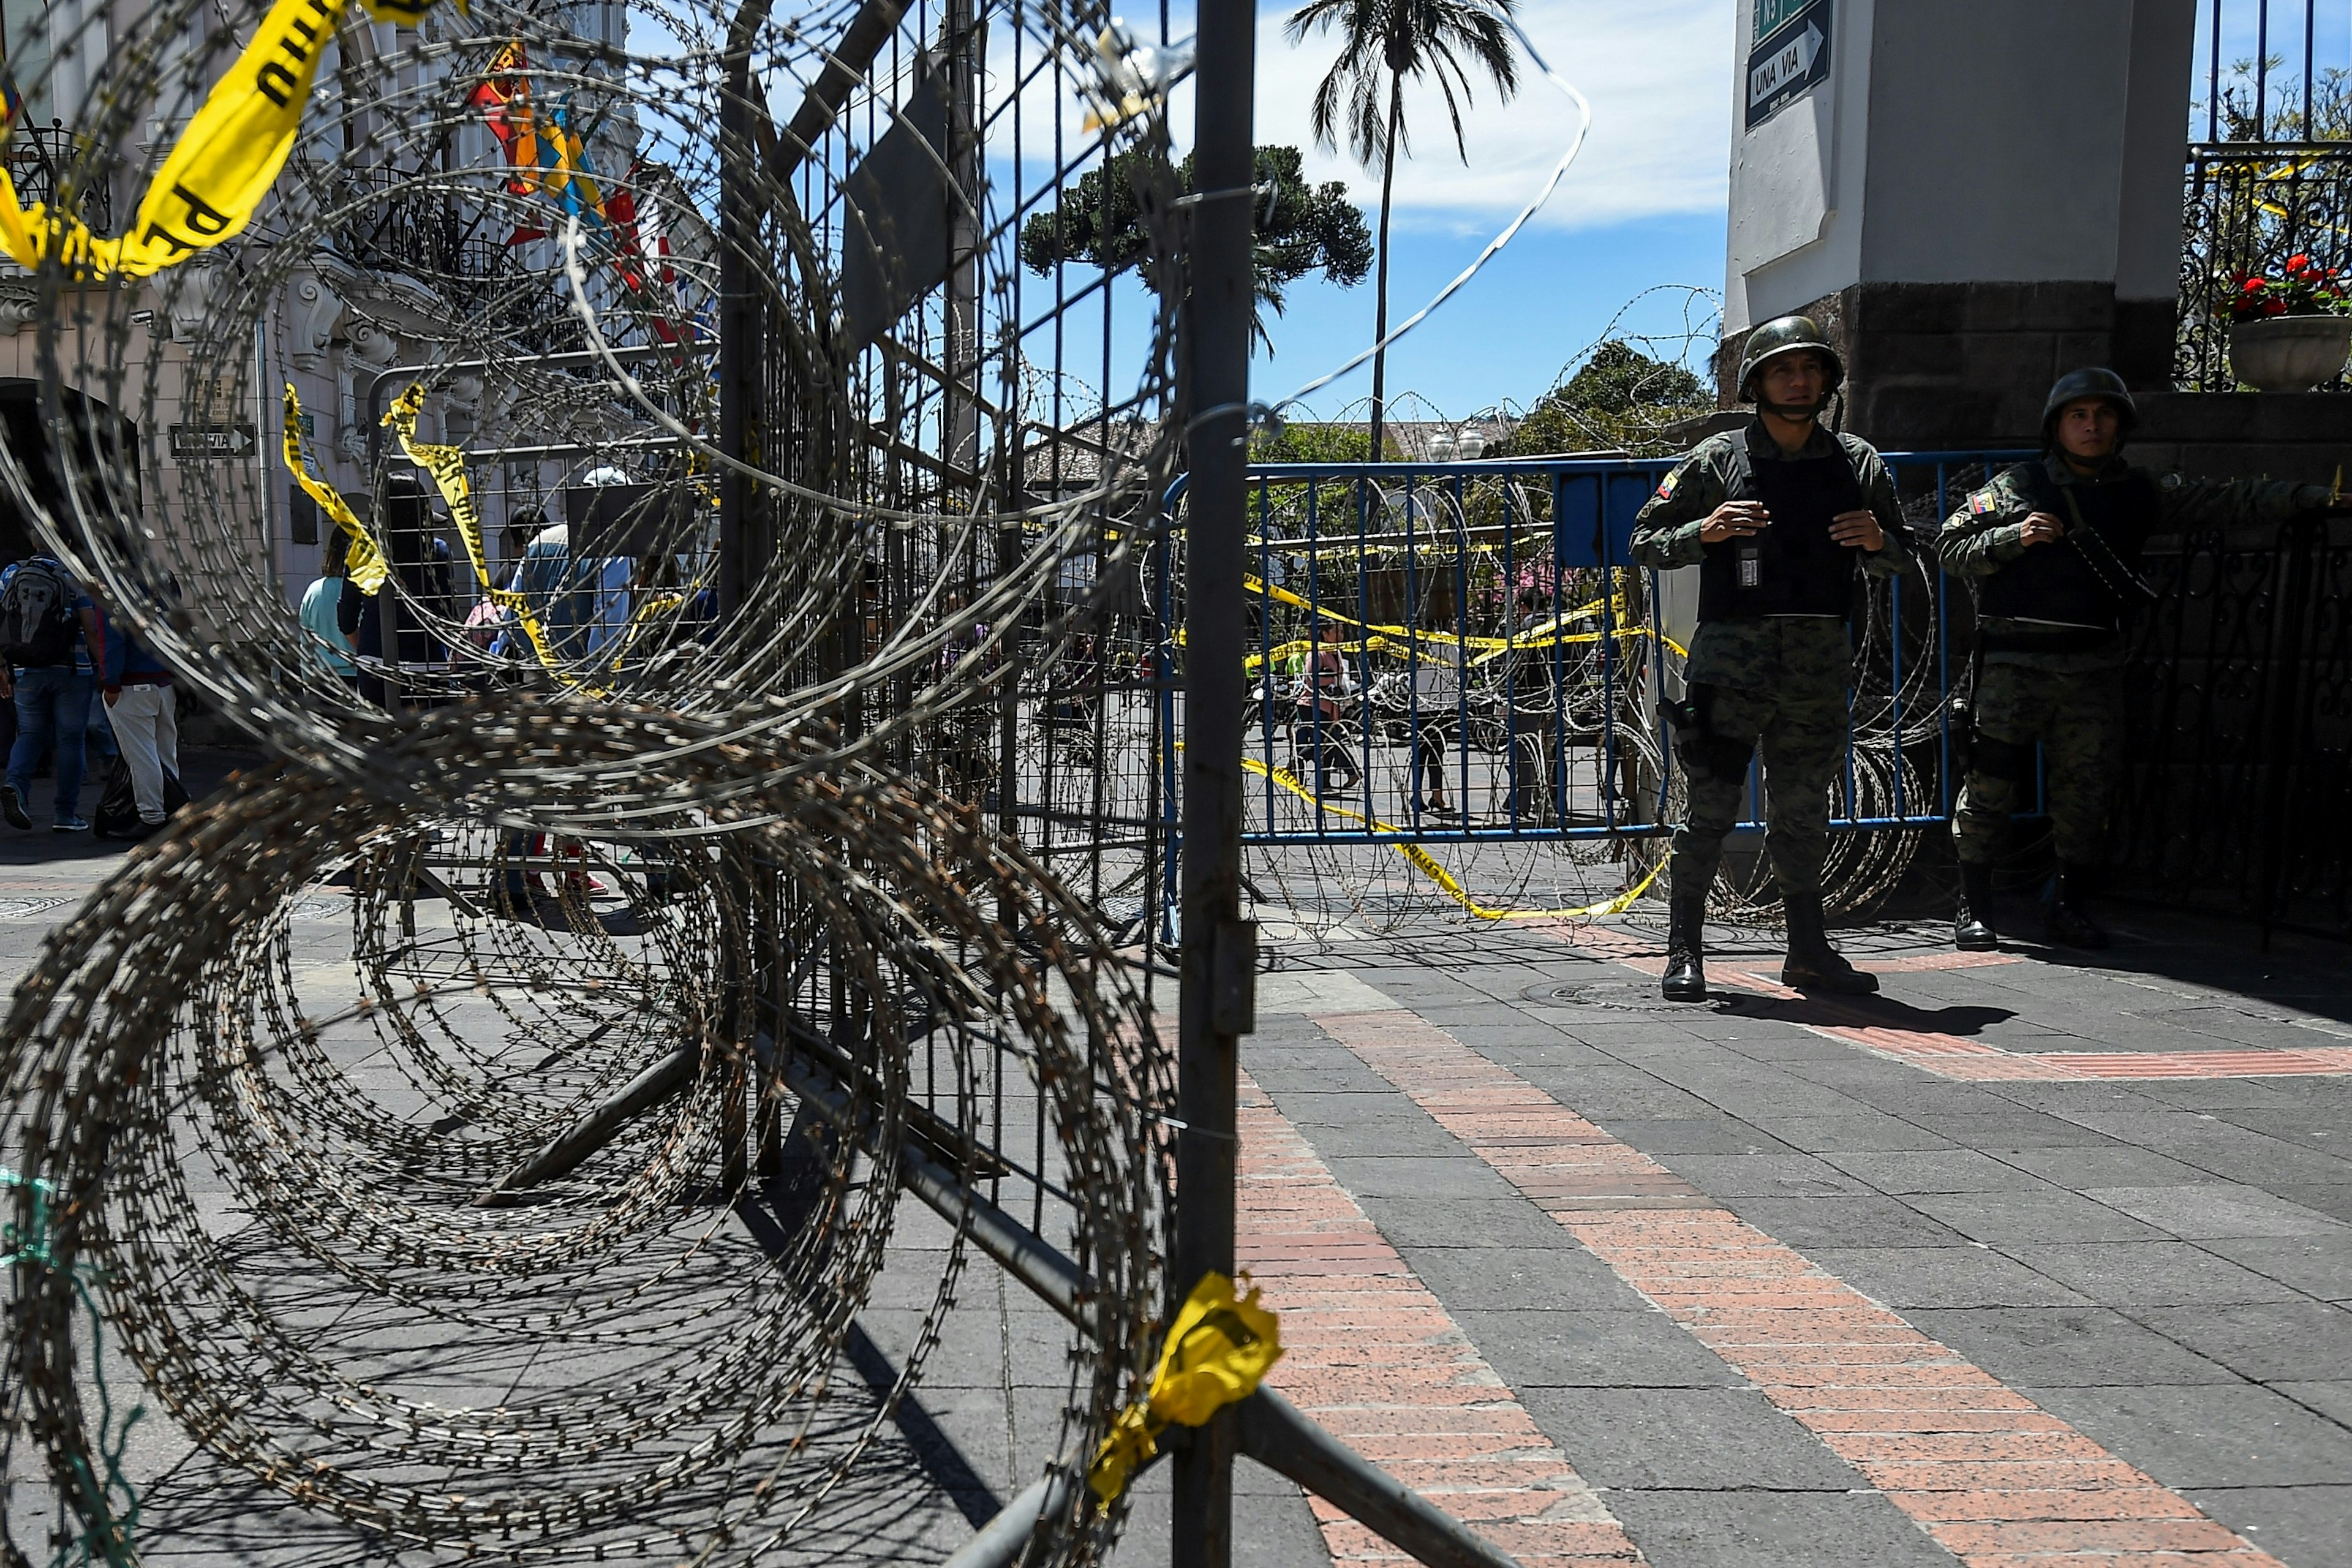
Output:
[608, 166, 690, 342]
[470, 39, 550, 241]
[1, 40, 23, 152]
[544, 96, 606, 230]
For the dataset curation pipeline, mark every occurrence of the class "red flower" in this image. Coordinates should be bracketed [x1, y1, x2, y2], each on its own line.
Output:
[2242, 277, 2268, 293]
[2286, 253, 2313, 273]
[2262, 296, 2290, 316]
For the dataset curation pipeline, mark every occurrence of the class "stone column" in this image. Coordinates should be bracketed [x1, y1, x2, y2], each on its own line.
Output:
[1719, 0, 2196, 448]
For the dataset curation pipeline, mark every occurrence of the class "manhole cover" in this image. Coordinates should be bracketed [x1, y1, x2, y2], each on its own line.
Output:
[0, 897, 70, 921]
[284, 899, 349, 921]
[1520, 979, 1707, 1014]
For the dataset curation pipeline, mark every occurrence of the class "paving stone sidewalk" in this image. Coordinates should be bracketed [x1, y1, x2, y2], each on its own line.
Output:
[1226, 905, 2352, 1567]
[2, 801, 2346, 1565]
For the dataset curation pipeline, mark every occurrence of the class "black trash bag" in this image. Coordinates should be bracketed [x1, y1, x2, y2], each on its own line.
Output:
[94, 753, 187, 839]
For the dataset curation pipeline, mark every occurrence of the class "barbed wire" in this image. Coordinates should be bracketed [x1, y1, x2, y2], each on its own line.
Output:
[0, 0, 1188, 1560]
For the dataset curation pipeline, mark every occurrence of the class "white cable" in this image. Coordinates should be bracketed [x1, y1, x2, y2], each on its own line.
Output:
[1276, 10, 1593, 413]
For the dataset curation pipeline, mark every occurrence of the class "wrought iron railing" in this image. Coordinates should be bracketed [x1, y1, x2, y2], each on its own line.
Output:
[4, 122, 113, 235]
[2179, 145, 2352, 391]
[2118, 512, 2352, 935]
[2176, 0, 2352, 390]
[335, 165, 502, 285]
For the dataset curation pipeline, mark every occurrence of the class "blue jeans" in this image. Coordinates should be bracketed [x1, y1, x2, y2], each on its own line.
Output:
[10, 667, 94, 818]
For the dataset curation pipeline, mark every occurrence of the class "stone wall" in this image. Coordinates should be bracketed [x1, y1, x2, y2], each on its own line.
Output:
[2131, 393, 2352, 486]
[1716, 280, 2346, 488]
[1716, 280, 2177, 450]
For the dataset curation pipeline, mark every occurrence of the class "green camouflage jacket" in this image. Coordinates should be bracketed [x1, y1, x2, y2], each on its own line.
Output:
[1937, 453, 2333, 579]
[1629, 417, 1915, 581]
[1940, 453, 2334, 669]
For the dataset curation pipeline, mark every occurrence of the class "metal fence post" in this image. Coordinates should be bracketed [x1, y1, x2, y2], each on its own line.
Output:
[1174, 0, 1256, 1554]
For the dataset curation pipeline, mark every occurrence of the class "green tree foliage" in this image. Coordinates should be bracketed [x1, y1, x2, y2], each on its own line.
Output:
[1246, 421, 1396, 462]
[1016, 145, 1372, 346]
[1505, 340, 1713, 459]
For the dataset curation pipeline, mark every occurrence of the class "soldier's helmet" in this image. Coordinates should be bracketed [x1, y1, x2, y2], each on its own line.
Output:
[2041, 367, 2137, 440]
[1736, 315, 1845, 403]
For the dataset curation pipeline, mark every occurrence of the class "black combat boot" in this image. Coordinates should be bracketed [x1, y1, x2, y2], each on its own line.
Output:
[2045, 862, 2108, 949]
[1781, 888, 1879, 993]
[1661, 892, 1708, 1002]
[1954, 860, 1999, 952]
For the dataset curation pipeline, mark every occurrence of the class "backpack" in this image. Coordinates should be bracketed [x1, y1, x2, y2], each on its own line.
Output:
[0, 560, 78, 669]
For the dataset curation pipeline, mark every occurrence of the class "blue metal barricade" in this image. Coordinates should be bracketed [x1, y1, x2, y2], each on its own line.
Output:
[1163, 450, 2036, 859]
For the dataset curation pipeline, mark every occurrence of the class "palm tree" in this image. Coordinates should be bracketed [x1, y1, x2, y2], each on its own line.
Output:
[1287, 0, 1520, 460]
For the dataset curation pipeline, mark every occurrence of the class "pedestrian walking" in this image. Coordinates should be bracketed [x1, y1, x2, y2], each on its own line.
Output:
[1504, 586, 1558, 825]
[1630, 315, 1915, 1000]
[1292, 619, 1360, 796]
[1939, 368, 2347, 950]
[301, 530, 364, 690]
[1408, 615, 1465, 816]
[90, 589, 180, 840]
[0, 553, 107, 832]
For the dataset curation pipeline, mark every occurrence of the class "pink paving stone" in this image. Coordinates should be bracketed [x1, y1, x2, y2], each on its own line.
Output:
[1314, 1007, 2289, 1568]
[1804, 1409, 2076, 1435]
[1819, 1430, 2120, 1463]
[1787, 1387, 2045, 1414]
[1896, 1490, 2209, 1523]
[1545, 923, 2352, 1084]
[1234, 1069, 1648, 1564]
[1967, 1558, 2275, 1568]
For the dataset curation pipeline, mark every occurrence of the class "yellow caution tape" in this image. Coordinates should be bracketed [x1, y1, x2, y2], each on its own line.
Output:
[381, 382, 573, 680]
[383, 383, 702, 692]
[1238, 751, 1661, 921]
[0, 0, 458, 277]
[1088, 1272, 1283, 1506]
[281, 386, 390, 595]
[1244, 575, 1686, 662]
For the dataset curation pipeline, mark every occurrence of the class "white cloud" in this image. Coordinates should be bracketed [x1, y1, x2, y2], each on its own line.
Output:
[1255, 0, 1735, 228]
[973, 0, 1730, 234]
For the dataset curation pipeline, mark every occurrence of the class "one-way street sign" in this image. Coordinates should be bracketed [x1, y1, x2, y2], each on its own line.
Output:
[169, 423, 258, 461]
[1746, 0, 1831, 130]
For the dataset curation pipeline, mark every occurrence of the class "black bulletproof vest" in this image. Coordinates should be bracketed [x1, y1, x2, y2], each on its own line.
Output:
[1978, 464, 2158, 632]
[1696, 436, 1866, 622]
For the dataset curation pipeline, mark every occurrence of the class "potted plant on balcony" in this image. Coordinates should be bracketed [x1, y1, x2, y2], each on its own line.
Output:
[2223, 255, 2352, 391]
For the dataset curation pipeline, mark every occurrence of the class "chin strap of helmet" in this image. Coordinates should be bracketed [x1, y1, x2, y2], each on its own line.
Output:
[1752, 392, 1825, 424]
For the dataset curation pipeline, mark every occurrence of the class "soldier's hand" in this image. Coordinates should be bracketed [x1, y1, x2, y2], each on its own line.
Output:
[1828, 509, 1883, 551]
[1700, 500, 1770, 544]
[2018, 511, 2065, 546]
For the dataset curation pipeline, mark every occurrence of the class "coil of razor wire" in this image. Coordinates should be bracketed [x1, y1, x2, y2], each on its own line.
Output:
[0, 0, 1189, 1560]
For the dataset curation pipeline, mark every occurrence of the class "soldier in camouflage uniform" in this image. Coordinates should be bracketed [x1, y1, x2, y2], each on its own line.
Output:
[1939, 368, 2340, 950]
[1632, 315, 1915, 1001]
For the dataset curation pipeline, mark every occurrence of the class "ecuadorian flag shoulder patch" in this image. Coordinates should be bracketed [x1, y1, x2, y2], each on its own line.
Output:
[1653, 470, 1680, 502]
[1967, 488, 2002, 516]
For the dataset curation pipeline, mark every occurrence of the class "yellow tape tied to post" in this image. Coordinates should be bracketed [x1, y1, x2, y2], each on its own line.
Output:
[1087, 1272, 1283, 1506]
[379, 382, 574, 679]
[384, 383, 703, 690]
[0, 0, 457, 278]
[281, 385, 390, 595]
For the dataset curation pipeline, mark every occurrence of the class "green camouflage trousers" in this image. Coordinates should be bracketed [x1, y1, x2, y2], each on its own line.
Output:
[1953, 658, 2122, 865]
[1670, 618, 1852, 901]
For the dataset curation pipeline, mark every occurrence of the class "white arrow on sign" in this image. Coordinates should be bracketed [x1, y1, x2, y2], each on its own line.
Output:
[1747, 20, 1824, 107]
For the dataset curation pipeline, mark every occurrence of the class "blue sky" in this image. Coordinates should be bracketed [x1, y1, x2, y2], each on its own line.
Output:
[1242, 0, 1736, 420]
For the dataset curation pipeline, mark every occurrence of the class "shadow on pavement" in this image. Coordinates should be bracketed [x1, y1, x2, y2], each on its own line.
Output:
[1719, 991, 2018, 1036]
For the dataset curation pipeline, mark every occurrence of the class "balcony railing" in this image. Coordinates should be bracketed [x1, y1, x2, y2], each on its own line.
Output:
[2176, 0, 2352, 390]
[5, 123, 113, 235]
[2177, 145, 2352, 390]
